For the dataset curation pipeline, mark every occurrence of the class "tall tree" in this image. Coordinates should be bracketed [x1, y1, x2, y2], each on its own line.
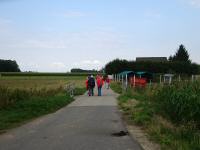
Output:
[0, 59, 21, 72]
[170, 44, 190, 63]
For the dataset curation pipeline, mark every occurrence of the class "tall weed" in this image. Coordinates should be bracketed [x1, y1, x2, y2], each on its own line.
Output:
[0, 86, 64, 109]
[154, 81, 200, 128]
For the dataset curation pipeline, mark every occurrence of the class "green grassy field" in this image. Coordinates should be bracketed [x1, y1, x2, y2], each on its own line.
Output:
[0, 75, 86, 132]
[0, 76, 86, 89]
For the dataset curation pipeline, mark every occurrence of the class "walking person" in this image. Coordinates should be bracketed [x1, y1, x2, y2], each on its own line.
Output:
[85, 77, 89, 96]
[88, 75, 95, 96]
[106, 76, 110, 89]
[96, 75, 103, 96]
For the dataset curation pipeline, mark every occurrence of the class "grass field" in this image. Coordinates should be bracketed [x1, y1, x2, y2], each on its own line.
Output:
[0, 75, 86, 132]
[0, 76, 86, 89]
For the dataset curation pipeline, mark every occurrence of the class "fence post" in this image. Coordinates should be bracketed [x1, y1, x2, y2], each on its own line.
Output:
[160, 75, 162, 84]
[169, 77, 172, 84]
[192, 75, 194, 82]
[117, 74, 119, 82]
[178, 74, 181, 82]
[133, 75, 136, 87]
[122, 75, 123, 88]
[149, 79, 152, 87]
[125, 74, 128, 90]
[65, 83, 75, 97]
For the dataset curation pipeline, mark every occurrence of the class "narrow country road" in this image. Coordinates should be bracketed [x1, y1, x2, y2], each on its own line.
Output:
[0, 88, 142, 150]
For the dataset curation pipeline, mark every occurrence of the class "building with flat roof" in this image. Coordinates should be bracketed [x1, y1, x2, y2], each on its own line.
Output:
[136, 57, 167, 62]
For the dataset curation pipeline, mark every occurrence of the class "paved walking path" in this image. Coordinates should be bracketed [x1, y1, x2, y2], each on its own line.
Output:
[0, 88, 142, 150]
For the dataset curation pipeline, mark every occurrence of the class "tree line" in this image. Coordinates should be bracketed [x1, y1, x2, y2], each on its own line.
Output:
[71, 68, 98, 73]
[105, 45, 199, 75]
[0, 59, 21, 72]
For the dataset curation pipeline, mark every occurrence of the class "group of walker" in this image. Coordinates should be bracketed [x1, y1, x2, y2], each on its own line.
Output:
[86, 74, 110, 96]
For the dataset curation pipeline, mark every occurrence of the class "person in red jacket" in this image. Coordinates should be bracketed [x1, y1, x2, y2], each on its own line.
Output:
[106, 76, 110, 89]
[85, 77, 89, 96]
[96, 75, 103, 96]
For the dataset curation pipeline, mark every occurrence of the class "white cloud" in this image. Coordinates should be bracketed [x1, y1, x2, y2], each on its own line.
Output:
[93, 60, 101, 64]
[16, 39, 67, 49]
[183, 0, 200, 8]
[73, 60, 103, 70]
[190, 0, 200, 7]
[19, 62, 40, 72]
[82, 60, 101, 65]
[4, 28, 126, 51]
[51, 62, 66, 68]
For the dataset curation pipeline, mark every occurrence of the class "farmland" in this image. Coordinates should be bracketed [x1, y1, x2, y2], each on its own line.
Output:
[0, 75, 86, 132]
[0, 76, 86, 89]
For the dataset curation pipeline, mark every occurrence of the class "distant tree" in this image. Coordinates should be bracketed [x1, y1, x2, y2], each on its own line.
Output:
[169, 44, 191, 63]
[70, 68, 97, 73]
[168, 55, 173, 61]
[105, 59, 199, 75]
[0, 59, 21, 72]
[105, 59, 131, 74]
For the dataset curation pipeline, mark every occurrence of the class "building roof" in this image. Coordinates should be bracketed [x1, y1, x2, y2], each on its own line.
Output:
[164, 74, 174, 77]
[118, 71, 153, 76]
[118, 71, 134, 76]
[136, 71, 152, 75]
[136, 57, 167, 62]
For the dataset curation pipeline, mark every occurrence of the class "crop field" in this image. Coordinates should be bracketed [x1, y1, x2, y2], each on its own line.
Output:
[0, 75, 86, 131]
[0, 76, 86, 89]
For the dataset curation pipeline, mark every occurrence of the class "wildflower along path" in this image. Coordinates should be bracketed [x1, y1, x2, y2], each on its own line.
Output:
[0, 88, 141, 150]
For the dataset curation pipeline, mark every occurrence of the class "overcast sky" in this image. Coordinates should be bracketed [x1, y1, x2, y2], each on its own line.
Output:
[0, 0, 200, 72]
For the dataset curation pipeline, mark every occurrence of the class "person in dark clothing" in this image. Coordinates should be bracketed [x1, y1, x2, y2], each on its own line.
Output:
[88, 75, 95, 96]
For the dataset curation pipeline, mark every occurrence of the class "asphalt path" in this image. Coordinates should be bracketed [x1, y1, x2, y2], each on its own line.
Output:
[0, 87, 142, 150]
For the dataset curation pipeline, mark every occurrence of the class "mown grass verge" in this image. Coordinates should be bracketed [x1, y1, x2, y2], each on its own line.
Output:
[111, 82, 200, 150]
[0, 87, 85, 132]
[73, 87, 86, 96]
